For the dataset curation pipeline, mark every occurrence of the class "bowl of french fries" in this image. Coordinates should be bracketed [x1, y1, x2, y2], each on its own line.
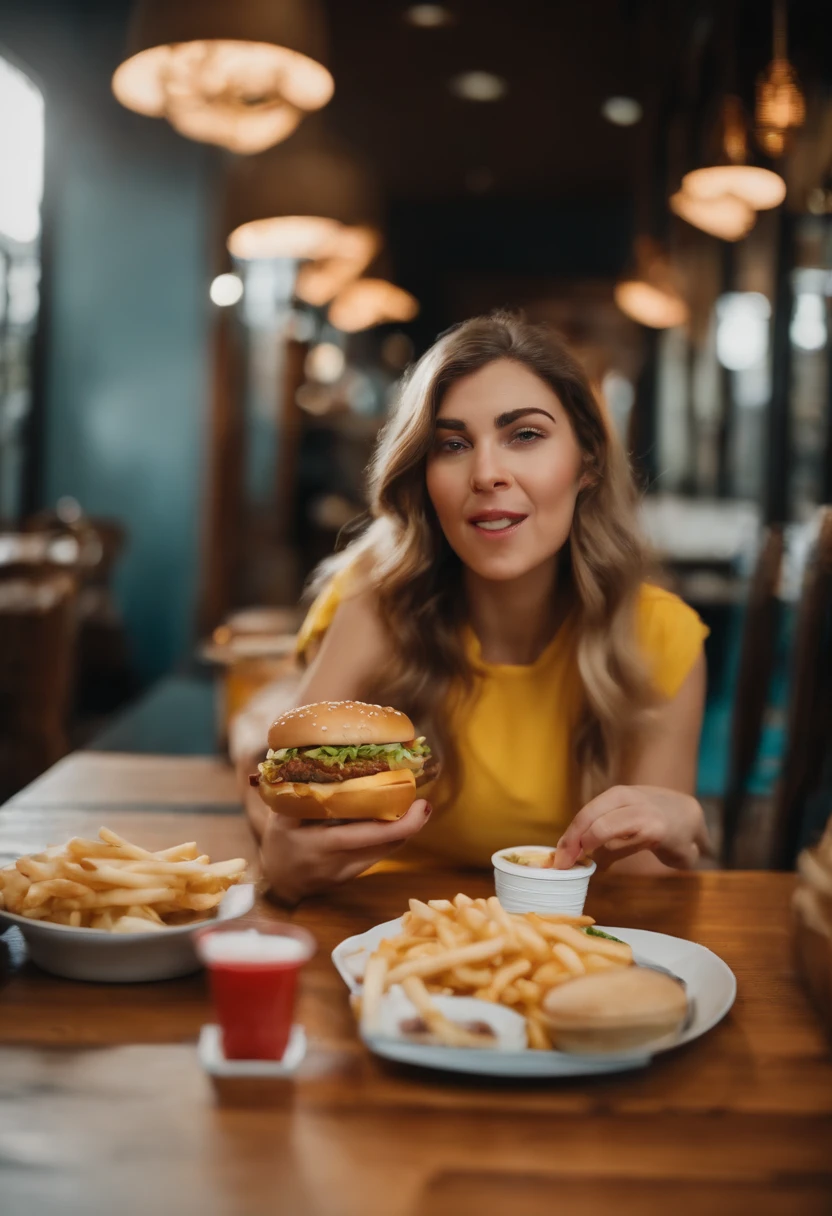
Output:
[0, 828, 253, 982]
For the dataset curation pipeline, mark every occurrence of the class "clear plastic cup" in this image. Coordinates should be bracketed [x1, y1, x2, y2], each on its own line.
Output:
[195, 923, 316, 1061]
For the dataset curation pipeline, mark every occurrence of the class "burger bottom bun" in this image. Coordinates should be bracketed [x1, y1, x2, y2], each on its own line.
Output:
[541, 966, 688, 1054]
[256, 768, 417, 822]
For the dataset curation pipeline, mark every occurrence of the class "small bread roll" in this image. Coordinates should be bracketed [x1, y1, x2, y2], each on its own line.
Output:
[542, 966, 688, 1054]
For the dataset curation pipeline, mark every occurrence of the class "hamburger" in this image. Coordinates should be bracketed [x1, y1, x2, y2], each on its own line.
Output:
[251, 700, 434, 822]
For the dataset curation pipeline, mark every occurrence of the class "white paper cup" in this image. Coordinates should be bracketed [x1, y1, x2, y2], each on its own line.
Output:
[492, 847, 596, 916]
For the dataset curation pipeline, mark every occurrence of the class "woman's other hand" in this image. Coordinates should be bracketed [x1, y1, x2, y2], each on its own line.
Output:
[554, 785, 706, 871]
[260, 799, 433, 905]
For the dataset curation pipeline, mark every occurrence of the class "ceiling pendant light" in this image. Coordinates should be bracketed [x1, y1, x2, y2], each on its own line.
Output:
[225, 122, 381, 262]
[755, 0, 806, 157]
[328, 279, 419, 333]
[112, 0, 334, 154]
[669, 187, 756, 241]
[614, 238, 689, 329]
[683, 96, 786, 212]
[294, 225, 381, 306]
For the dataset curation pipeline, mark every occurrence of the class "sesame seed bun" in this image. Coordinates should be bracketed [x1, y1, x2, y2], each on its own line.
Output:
[267, 701, 415, 751]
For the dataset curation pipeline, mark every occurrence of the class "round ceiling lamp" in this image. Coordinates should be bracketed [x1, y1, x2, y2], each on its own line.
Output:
[294, 225, 381, 306]
[614, 238, 689, 329]
[449, 72, 508, 102]
[112, 0, 334, 155]
[682, 96, 786, 212]
[669, 188, 756, 242]
[329, 279, 419, 333]
[404, 5, 455, 27]
[602, 96, 643, 127]
[225, 123, 381, 262]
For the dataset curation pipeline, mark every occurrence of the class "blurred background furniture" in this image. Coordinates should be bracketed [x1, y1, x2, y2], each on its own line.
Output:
[23, 505, 137, 717]
[718, 524, 785, 866]
[0, 569, 77, 800]
[770, 507, 832, 869]
[793, 811, 832, 1041]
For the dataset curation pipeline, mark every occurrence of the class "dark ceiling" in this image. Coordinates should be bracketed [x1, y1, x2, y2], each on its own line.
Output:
[322, 0, 832, 206]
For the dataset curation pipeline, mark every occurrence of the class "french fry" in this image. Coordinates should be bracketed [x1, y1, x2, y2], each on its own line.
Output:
[552, 942, 586, 976]
[386, 934, 509, 986]
[4, 829, 245, 933]
[451, 965, 494, 987]
[514, 978, 542, 1004]
[360, 954, 388, 1035]
[541, 922, 633, 964]
[532, 960, 573, 987]
[583, 953, 617, 973]
[485, 957, 532, 1000]
[530, 912, 595, 927]
[401, 977, 498, 1049]
[427, 899, 455, 912]
[526, 1010, 552, 1051]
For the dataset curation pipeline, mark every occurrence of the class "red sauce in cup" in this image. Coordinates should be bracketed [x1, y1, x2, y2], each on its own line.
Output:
[196, 924, 315, 1060]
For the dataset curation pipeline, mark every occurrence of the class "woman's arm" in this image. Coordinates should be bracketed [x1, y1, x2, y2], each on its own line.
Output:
[556, 653, 711, 873]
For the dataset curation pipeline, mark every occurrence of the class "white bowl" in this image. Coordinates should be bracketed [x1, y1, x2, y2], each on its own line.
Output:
[0, 883, 256, 982]
[492, 846, 596, 915]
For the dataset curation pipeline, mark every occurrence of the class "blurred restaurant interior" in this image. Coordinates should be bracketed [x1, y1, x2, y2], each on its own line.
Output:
[0, 0, 831, 868]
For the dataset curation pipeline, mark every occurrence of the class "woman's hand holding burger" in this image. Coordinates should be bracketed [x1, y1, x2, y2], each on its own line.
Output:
[250, 700, 436, 904]
[260, 798, 432, 905]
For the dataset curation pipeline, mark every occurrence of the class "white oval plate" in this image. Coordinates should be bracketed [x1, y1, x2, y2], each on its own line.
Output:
[332, 917, 737, 1077]
[0, 883, 256, 983]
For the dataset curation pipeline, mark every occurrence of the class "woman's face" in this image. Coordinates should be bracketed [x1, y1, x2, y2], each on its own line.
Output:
[425, 358, 586, 583]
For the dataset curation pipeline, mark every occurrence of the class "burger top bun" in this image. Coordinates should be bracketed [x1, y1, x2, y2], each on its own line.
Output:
[541, 966, 688, 1054]
[267, 700, 415, 751]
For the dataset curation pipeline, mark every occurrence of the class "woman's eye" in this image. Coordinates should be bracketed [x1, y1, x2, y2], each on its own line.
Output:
[437, 437, 468, 453]
[511, 427, 545, 444]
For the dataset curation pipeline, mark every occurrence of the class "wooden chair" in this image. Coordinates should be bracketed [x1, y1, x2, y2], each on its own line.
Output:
[769, 508, 832, 870]
[720, 525, 785, 867]
[0, 571, 78, 801]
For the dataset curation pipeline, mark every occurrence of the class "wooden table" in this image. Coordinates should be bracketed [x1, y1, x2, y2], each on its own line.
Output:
[2, 755, 831, 1216]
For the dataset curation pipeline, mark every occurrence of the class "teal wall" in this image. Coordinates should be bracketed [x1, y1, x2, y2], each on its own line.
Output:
[1, 0, 218, 681]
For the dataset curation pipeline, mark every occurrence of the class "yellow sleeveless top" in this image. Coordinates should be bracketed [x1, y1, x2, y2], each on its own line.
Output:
[296, 573, 708, 867]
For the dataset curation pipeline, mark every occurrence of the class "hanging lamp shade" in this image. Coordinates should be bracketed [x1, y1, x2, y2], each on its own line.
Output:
[294, 225, 381, 306]
[614, 238, 689, 329]
[683, 96, 786, 212]
[328, 279, 419, 333]
[669, 188, 756, 242]
[755, 0, 805, 157]
[112, 0, 334, 155]
[225, 121, 382, 261]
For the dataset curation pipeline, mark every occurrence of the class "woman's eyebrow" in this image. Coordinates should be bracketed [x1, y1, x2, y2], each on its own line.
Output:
[495, 407, 556, 427]
[434, 417, 468, 431]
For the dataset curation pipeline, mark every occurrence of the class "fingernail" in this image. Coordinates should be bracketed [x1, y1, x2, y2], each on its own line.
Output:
[423, 802, 433, 818]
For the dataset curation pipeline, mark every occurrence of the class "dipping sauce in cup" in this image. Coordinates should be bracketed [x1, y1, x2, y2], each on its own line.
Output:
[195, 924, 316, 1061]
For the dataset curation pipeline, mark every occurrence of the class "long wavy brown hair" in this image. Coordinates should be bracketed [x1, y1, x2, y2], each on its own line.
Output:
[308, 312, 657, 804]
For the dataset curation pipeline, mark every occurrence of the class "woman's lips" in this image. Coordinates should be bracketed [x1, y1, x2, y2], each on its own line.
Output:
[467, 512, 527, 538]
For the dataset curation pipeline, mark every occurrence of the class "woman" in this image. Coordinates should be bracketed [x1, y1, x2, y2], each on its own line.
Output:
[242, 313, 711, 904]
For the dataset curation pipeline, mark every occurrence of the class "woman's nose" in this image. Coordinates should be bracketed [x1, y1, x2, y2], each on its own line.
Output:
[470, 445, 512, 492]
